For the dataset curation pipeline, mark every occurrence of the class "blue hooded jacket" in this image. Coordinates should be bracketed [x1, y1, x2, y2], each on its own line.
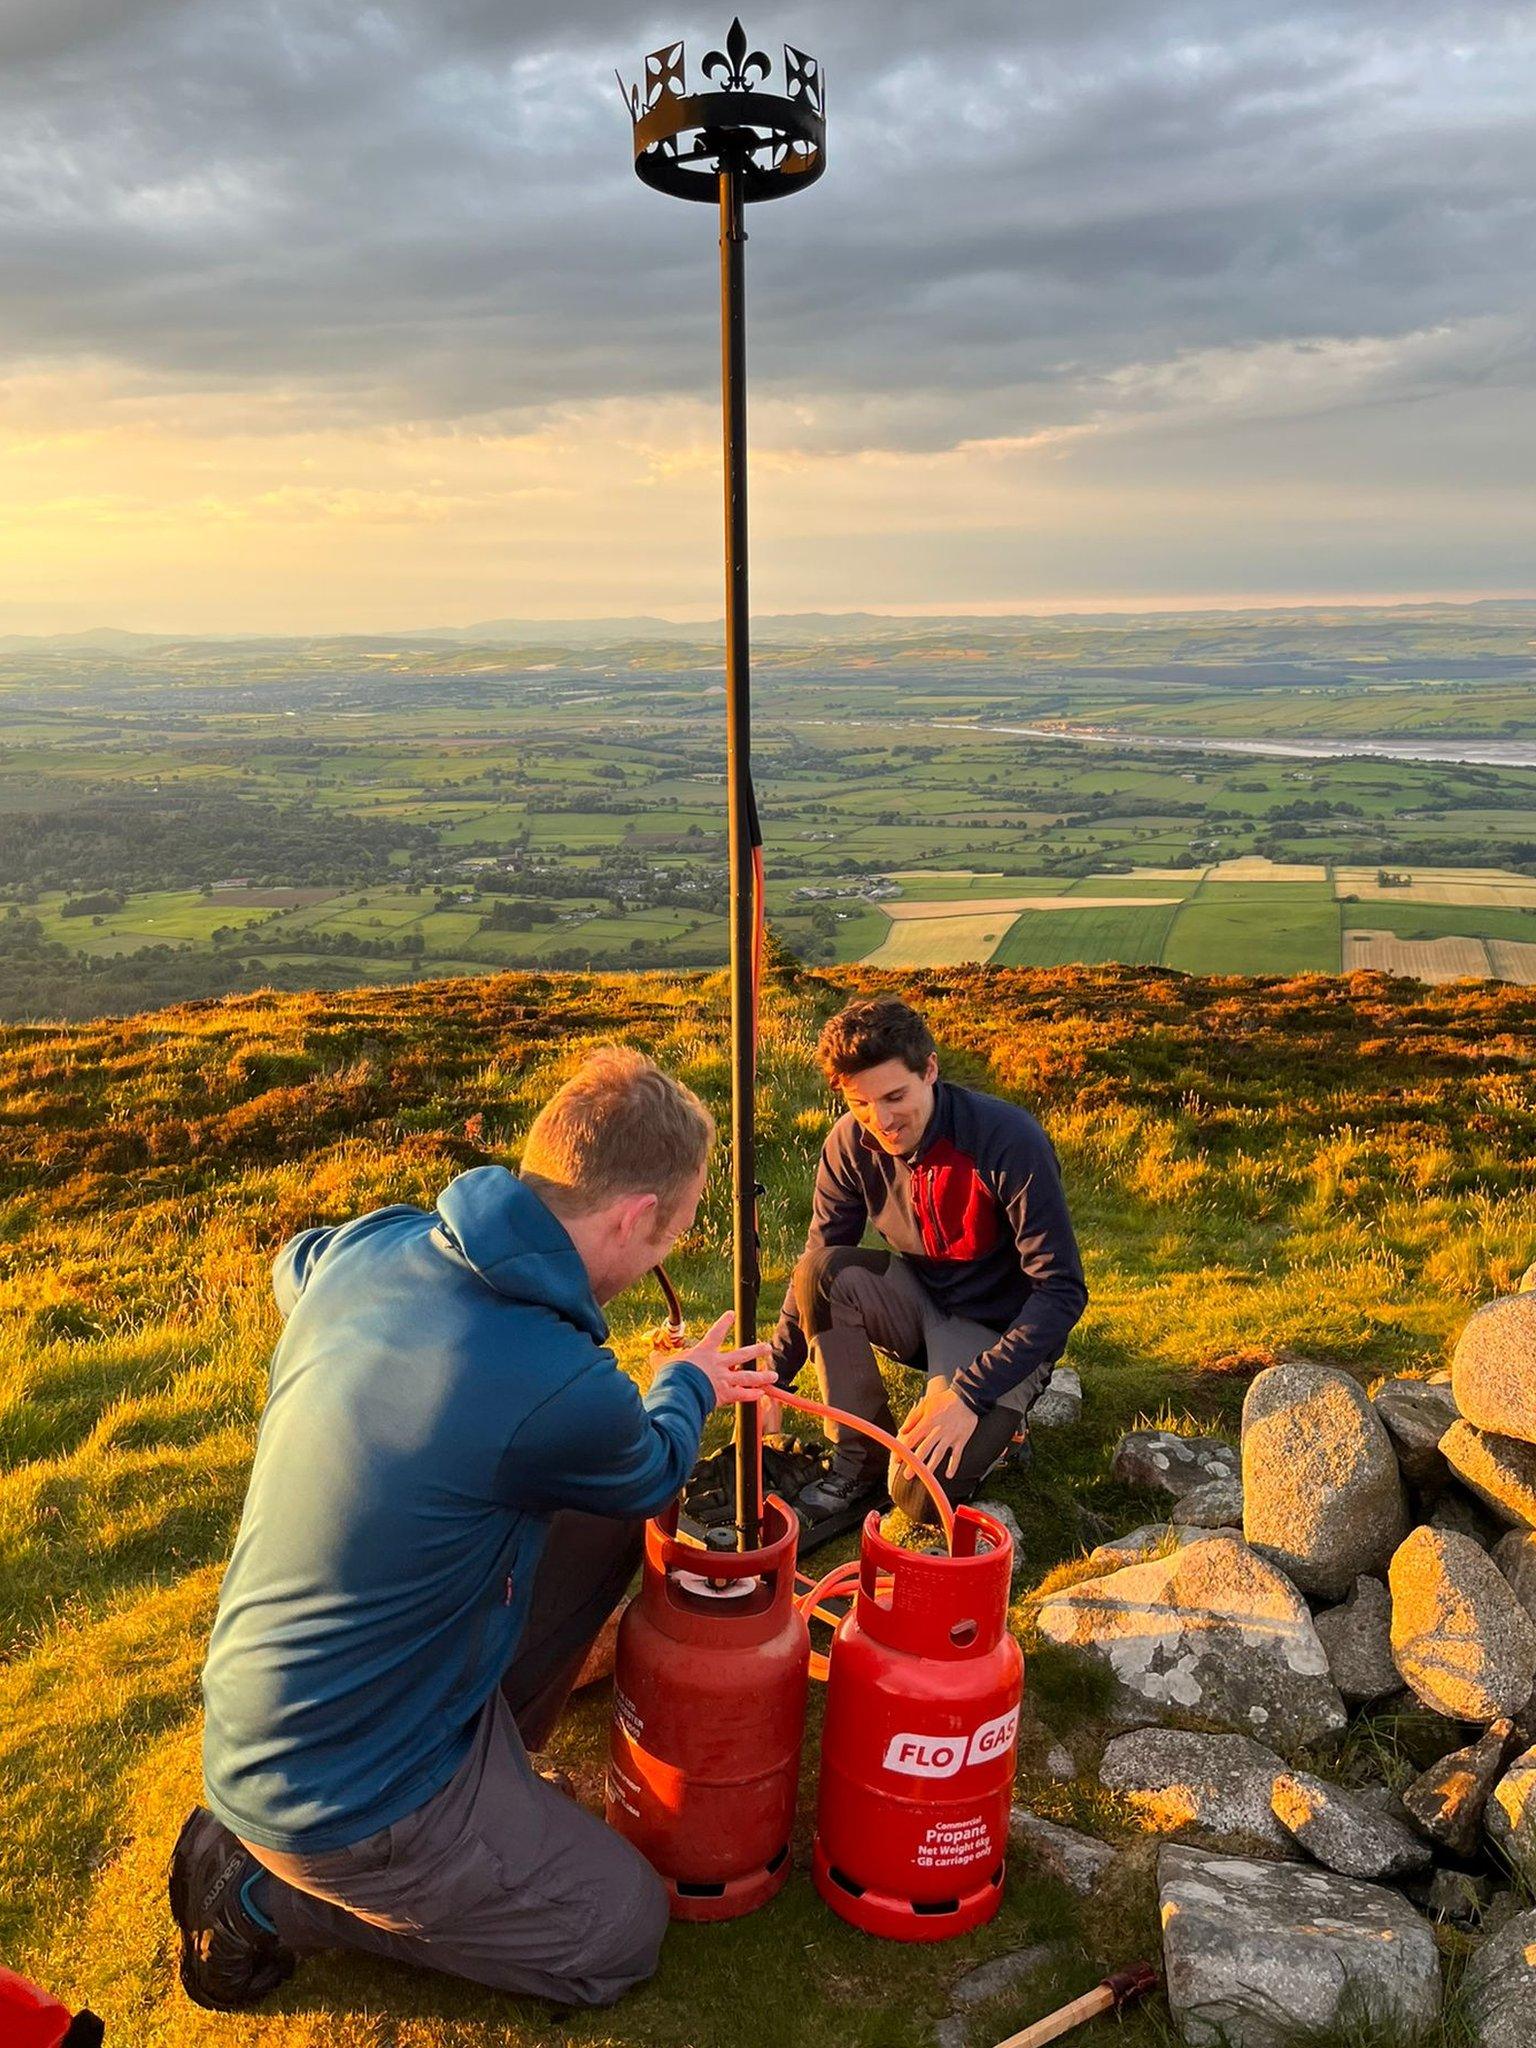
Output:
[201, 1166, 714, 1854]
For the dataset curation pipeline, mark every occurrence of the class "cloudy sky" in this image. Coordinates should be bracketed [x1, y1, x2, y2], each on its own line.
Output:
[1, 1, 1532, 632]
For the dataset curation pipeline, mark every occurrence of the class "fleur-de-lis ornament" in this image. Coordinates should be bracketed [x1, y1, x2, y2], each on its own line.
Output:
[703, 17, 770, 93]
[621, 21, 824, 202]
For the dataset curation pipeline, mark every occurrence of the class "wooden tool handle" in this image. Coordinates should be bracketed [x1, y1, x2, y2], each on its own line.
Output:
[992, 1964, 1159, 2048]
[993, 1985, 1114, 2048]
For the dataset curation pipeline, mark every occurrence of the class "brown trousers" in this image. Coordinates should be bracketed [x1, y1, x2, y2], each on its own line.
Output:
[243, 1509, 667, 2008]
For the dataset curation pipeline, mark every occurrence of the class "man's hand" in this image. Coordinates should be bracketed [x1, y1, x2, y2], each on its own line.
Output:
[898, 1385, 979, 1477]
[668, 1311, 779, 1411]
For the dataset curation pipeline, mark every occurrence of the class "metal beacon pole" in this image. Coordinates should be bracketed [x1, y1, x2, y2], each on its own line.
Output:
[621, 24, 825, 1550]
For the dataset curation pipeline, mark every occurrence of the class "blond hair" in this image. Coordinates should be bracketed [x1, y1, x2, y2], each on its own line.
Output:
[520, 1047, 714, 1220]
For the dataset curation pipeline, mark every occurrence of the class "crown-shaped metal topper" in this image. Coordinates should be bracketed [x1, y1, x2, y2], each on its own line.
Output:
[619, 18, 825, 203]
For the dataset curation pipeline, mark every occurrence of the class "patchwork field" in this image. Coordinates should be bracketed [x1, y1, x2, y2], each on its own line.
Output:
[851, 865, 1536, 984]
[1334, 866, 1536, 907]
[881, 896, 1083, 920]
[1335, 898, 1536, 950]
[3, 613, 1534, 1017]
[863, 911, 1022, 966]
[1203, 857, 1328, 882]
[991, 902, 1182, 969]
[1345, 931, 1495, 981]
[1161, 883, 1342, 978]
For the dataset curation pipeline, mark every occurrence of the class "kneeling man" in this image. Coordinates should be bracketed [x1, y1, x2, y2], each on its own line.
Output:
[770, 999, 1087, 1528]
[171, 1048, 774, 2013]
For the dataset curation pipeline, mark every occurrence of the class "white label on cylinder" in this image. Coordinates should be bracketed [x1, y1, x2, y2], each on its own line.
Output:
[881, 1706, 1019, 1778]
[882, 1733, 965, 1778]
[965, 1706, 1019, 1763]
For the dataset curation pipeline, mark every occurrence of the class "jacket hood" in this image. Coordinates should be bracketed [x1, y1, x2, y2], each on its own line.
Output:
[434, 1166, 607, 1341]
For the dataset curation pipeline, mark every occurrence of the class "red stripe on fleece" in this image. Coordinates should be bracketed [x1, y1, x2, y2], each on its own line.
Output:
[912, 1138, 1003, 1262]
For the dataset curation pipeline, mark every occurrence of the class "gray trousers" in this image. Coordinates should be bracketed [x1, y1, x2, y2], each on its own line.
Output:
[243, 1509, 668, 2008]
[793, 1246, 1029, 1520]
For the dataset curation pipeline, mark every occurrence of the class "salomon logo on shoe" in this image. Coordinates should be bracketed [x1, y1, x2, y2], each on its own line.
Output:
[203, 1851, 245, 1912]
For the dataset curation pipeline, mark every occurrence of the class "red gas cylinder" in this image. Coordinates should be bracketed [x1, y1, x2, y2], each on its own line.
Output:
[0, 1967, 103, 2046]
[813, 1503, 1022, 1941]
[606, 1494, 809, 1921]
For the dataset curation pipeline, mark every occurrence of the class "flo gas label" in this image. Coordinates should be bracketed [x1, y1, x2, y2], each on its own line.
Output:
[881, 1707, 1019, 1779]
[966, 1705, 1020, 1762]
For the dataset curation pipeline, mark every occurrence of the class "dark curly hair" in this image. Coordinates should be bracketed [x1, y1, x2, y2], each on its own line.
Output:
[815, 998, 936, 1085]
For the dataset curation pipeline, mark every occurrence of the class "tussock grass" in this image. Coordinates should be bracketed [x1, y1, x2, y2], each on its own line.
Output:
[3, 962, 1534, 2044]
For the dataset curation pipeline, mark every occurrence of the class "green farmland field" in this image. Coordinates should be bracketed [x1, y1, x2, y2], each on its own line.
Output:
[991, 902, 1181, 968]
[1338, 899, 1536, 946]
[1161, 884, 1343, 976]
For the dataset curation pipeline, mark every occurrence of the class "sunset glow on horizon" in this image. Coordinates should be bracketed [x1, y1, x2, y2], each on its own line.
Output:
[2, 4, 1532, 635]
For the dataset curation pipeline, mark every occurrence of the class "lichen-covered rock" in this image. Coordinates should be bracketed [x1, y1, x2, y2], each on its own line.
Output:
[1453, 1294, 1536, 1446]
[1099, 1728, 1297, 1858]
[1389, 1527, 1536, 1722]
[1112, 1430, 1239, 1501]
[1084, 1524, 1217, 1574]
[1179, 1477, 1245, 1529]
[1007, 1809, 1115, 1894]
[1463, 1905, 1536, 2048]
[973, 1498, 1026, 1584]
[1486, 1742, 1536, 1886]
[1158, 1846, 1442, 2048]
[1372, 1375, 1460, 1490]
[1495, 1528, 1536, 1625]
[947, 1943, 1057, 2010]
[1313, 1576, 1400, 1705]
[1030, 1366, 1082, 1429]
[1269, 1770, 1431, 1881]
[1242, 1362, 1408, 1600]
[1442, 1420, 1536, 1530]
[1402, 1718, 1514, 1856]
[1033, 1534, 1345, 1749]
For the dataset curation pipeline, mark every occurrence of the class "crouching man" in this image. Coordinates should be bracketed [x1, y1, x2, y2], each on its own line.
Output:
[771, 999, 1087, 1530]
[170, 1048, 775, 2013]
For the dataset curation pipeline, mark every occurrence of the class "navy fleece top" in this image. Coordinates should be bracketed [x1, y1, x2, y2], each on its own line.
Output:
[201, 1166, 713, 1854]
[770, 1080, 1087, 1413]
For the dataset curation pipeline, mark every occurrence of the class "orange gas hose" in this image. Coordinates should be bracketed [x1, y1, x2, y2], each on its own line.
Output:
[772, 1388, 958, 1548]
[796, 1559, 863, 1680]
[770, 1387, 959, 1682]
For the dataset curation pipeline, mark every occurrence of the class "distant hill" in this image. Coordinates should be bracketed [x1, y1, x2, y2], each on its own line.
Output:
[5, 598, 1534, 655]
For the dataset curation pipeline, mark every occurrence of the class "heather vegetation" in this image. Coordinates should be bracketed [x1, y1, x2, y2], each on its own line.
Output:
[2, 960, 1533, 2044]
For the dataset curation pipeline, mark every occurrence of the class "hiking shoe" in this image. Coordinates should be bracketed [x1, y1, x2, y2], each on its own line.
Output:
[679, 1434, 833, 1547]
[797, 1467, 887, 1519]
[794, 1466, 889, 1553]
[1002, 1431, 1034, 1475]
[678, 1443, 737, 1542]
[762, 1434, 838, 1504]
[168, 1807, 296, 2012]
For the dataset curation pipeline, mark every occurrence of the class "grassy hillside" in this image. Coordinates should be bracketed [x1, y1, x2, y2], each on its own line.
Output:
[3, 962, 1534, 2045]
